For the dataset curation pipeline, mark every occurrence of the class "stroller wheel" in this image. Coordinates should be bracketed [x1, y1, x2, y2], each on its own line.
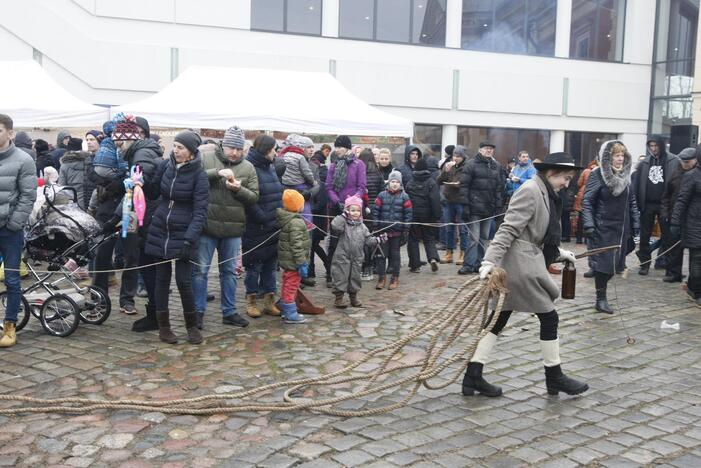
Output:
[79, 286, 111, 325]
[0, 293, 30, 332]
[40, 294, 80, 337]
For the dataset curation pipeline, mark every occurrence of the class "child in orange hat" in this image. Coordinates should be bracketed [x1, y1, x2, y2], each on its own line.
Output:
[275, 189, 311, 323]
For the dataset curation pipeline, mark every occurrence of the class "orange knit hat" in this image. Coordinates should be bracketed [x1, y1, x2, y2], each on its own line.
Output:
[282, 189, 305, 213]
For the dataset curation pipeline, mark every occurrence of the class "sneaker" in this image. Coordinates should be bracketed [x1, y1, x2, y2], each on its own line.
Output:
[639, 265, 650, 276]
[136, 285, 148, 298]
[120, 304, 138, 315]
[361, 272, 374, 281]
[409, 267, 421, 273]
[222, 314, 249, 327]
[430, 259, 438, 272]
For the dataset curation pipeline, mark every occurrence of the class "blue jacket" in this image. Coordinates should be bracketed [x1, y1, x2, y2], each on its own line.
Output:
[506, 161, 536, 196]
[242, 147, 283, 265]
[144, 153, 209, 260]
[372, 189, 413, 235]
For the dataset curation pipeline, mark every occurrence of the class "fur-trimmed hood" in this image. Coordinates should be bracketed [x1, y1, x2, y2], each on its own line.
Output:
[598, 140, 632, 196]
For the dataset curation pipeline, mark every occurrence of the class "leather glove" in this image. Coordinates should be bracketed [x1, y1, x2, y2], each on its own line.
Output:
[297, 263, 309, 279]
[584, 227, 596, 239]
[179, 241, 193, 262]
[375, 233, 388, 244]
[301, 190, 312, 201]
[478, 260, 494, 280]
[101, 216, 120, 234]
[669, 225, 681, 239]
[557, 248, 576, 264]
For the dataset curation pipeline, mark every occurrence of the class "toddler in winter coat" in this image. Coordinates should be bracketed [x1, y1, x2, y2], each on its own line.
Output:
[276, 189, 311, 324]
[93, 118, 129, 180]
[373, 170, 413, 290]
[330, 196, 384, 308]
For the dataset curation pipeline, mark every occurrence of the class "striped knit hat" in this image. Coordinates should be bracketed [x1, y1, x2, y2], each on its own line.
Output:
[222, 126, 246, 149]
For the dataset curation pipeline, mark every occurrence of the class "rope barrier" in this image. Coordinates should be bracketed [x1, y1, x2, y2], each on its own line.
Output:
[0, 270, 509, 416]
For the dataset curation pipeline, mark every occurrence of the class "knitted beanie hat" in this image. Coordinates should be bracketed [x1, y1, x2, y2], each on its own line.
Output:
[285, 134, 307, 149]
[334, 135, 352, 150]
[66, 137, 83, 151]
[388, 169, 403, 185]
[344, 195, 363, 211]
[112, 119, 142, 141]
[282, 189, 305, 213]
[85, 130, 102, 140]
[299, 136, 314, 148]
[222, 126, 246, 149]
[174, 130, 202, 154]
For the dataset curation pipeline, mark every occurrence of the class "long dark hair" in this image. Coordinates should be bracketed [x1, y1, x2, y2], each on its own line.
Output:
[359, 148, 379, 172]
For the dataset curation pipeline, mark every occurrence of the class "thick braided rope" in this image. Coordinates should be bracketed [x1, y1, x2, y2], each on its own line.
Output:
[0, 270, 508, 416]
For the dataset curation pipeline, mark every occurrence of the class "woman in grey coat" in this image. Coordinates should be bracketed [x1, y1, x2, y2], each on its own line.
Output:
[582, 140, 639, 314]
[463, 153, 589, 398]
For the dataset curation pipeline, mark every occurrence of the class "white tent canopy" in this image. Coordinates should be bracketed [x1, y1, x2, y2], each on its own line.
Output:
[0, 60, 110, 128]
[114, 66, 413, 136]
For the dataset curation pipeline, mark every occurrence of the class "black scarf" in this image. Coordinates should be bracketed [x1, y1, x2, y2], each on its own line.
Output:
[538, 173, 562, 266]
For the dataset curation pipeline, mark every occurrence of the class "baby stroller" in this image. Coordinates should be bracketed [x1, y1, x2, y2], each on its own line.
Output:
[0, 184, 114, 337]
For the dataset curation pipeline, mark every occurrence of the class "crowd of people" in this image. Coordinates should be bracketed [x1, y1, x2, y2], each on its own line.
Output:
[0, 112, 699, 379]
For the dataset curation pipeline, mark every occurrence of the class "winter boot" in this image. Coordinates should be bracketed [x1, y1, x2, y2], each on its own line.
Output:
[246, 294, 262, 318]
[296, 289, 325, 315]
[183, 312, 203, 344]
[375, 276, 386, 290]
[156, 311, 178, 344]
[132, 301, 159, 332]
[430, 259, 439, 272]
[280, 302, 306, 324]
[461, 333, 501, 397]
[334, 291, 348, 309]
[541, 339, 588, 395]
[388, 276, 399, 290]
[594, 273, 613, 314]
[0, 322, 16, 348]
[441, 249, 453, 264]
[455, 250, 465, 265]
[262, 293, 281, 316]
[348, 292, 362, 308]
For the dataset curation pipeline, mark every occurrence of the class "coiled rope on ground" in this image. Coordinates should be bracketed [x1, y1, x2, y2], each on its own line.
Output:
[0, 269, 508, 416]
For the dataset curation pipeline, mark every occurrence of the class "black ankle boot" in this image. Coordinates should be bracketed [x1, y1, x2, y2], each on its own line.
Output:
[595, 298, 614, 314]
[462, 362, 502, 397]
[544, 365, 588, 396]
[132, 302, 159, 332]
[594, 273, 614, 314]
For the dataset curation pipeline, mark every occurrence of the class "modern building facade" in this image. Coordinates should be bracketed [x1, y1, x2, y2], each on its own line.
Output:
[0, 0, 698, 165]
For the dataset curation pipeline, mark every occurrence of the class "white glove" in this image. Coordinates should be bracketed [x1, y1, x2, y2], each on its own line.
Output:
[557, 248, 576, 264]
[478, 260, 494, 280]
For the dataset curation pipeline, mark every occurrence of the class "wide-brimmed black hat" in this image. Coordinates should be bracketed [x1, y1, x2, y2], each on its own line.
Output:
[533, 152, 583, 171]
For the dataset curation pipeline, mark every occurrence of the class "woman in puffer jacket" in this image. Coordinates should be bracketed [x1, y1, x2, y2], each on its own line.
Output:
[144, 131, 209, 345]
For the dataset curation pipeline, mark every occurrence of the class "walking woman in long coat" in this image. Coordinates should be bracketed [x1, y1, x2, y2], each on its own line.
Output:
[463, 153, 589, 398]
[582, 140, 640, 314]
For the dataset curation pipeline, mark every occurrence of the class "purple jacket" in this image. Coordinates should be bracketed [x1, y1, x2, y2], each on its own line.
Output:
[326, 158, 367, 206]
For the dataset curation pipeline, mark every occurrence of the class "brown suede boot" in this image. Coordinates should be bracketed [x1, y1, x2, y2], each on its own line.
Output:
[183, 312, 203, 344]
[388, 276, 399, 290]
[441, 249, 453, 264]
[296, 289, 325, 315]
[0, 322, 16, 348]
[375, 276, 386, 290]
[246, 294, 262, 318]
[156, 311, 178, 344]
[349, 292, 362, 307]
[334, 291, 348, 309]
[456, 250, 465, 265]
[262, 293, 281, 316]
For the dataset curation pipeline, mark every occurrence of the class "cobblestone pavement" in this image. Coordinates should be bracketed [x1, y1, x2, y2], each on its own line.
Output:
[0, 243, 700, 467]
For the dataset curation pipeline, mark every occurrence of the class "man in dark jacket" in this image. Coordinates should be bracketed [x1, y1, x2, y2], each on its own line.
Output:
[459, 141, 505, 275]
[398, 145, 422, 185]
[670, 146, 701, 307]
[49, 130, 71, 171]
[0, 114, 37, 347]
[406, 158, 441, 272]
[662, 147, 697, 283]
[633, 135, 681, 275]
[309, 145, 330, 281]
[192, 126, 259, 329]
[13, 131, 36, 161]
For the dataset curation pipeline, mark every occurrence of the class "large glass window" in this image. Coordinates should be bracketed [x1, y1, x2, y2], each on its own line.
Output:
[461, 0, 556, 55]
[413, 124, 443, 158]
[650, 0, 699, 138]
[457, 126, 550, 166]
[339, 0, 447, 45]
[251, 0, 322, 35]
[570, 0, 626, 62]
[564, 132, 619, 167]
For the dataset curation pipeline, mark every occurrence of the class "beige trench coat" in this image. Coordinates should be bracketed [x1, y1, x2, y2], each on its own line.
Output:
[484, 176, 560, 313]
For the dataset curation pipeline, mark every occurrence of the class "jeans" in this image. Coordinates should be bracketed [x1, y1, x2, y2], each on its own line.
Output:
[244, 256, 278, 296]
[0, 228, 24, 323]
[192, 235, 241, 317]
[637, 204, 661, 265]
[375, 235, 402, 278]
[443, 203, 468, 251]
[464, 216, 491, 270]
[155, 258, 195, 313]
[439, 201, 448, 246]
[408, 225, 439, 269]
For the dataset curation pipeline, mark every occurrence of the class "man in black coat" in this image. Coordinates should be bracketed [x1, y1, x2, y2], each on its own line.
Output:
[633, 135, 681, 275]
[406, 158, 442, 272]
[459, 141, 505, 274]
[662, 147, 697, 283]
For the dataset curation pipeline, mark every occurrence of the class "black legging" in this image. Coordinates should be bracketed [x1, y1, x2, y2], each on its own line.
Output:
[155, 258, 194, 313]
[309, 229, 328, 277]
[484, 309, 559, 341]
